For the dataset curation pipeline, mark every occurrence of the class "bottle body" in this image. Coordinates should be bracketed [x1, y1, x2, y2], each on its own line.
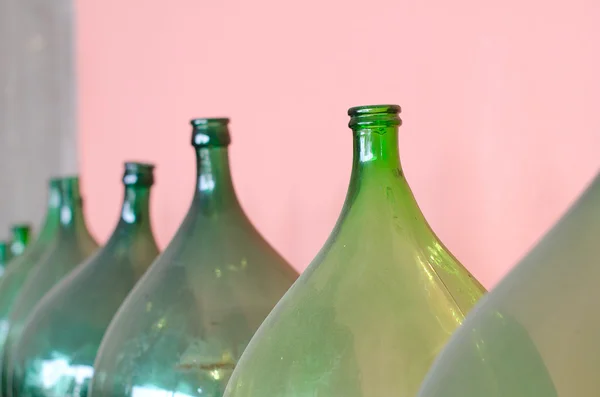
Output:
[10, 163, 159, 397]
[87, 119, 298, 397]
[222, 105, 486, 397]
[0, 177, 98, 397]
[417, 173, 600, 397]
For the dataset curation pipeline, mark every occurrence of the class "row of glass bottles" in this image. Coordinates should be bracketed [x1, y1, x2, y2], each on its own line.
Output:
[0, 104, 484, 397]
[2, 103, 594, 397]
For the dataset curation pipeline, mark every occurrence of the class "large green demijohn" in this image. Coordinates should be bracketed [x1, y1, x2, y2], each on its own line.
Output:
[416, 172, 600, 397]
[10, 163, 160, 397]
[222, 104, 486, 397]
[87, 118, 298, 397]
[0, 177, 98, 396]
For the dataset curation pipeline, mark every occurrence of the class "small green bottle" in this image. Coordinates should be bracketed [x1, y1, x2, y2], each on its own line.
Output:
[0, 243, 12, 277]
[0, 177, 99, 397]
[9, 163, 160, 397]
[88, 118, 298, 397]
[0, 179, 62, 393]
[222, 105, 486, 397]
[9, 225, 32, 259]
[416, 174, 600, 397]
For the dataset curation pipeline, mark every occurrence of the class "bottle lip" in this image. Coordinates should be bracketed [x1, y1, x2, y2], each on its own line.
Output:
[348, 104, 402, 129]
[190, 118, 231, 147]
[11, 224, 31, 233]
[123, 162, 155, 187]
[348, 104, 401, 116]
[49, 175, 78, 185]
[190, 118, 230, 127]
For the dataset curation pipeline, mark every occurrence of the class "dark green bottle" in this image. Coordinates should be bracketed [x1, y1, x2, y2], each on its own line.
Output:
[0, 177, 98, 397]
[10, 225, 32, 259]
[0, 179, 62, 392]
[0, 242, 12, 277]
[9, 163, 160, 397]
[88, 118, 299, 397]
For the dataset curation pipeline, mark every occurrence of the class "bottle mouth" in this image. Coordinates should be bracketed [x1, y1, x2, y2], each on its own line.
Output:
[191, 118, 231, 147]
[49, 175, 77, 186]
[348, 104, 402, 129]
[11, 224, 31, 235]
[123, 162, 155, 186]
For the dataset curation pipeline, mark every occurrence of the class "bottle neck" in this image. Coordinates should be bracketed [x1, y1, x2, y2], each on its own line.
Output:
[192, 146, 241, 212]
[0, 244, 10, 266]
[58, 196, 89, 232]
[118, 185, 153, 231]
[351, 125, 402, 180]
[36, 184, 62, 240]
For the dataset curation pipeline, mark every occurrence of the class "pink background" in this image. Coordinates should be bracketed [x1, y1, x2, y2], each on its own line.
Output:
[77, 0, 600, 288]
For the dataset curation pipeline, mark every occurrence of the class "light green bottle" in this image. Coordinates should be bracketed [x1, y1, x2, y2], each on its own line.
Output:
[222, 105, 486, 397]
[417, 172, 600, 397]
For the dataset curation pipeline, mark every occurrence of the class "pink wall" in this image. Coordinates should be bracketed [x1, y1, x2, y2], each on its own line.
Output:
[77, 0, 600, 288]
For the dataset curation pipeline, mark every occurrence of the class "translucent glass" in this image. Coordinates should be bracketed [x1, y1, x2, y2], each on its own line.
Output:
[0, 179, 63, 393]
[0, 243, 11, 277]
[0, 177, 98, 397]
[88, 119, 299, 397]
[0, 225, 32, 278]
[10, 163, 160, 397]
[10, 225, 32, 258]
[223, 105, 486, 397]
[416, 171, 600, 397]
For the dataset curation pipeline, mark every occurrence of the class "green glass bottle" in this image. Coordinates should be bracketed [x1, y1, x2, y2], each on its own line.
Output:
[222, 104, 486, 397]
[0, 177, 98, 397]
[88, 118, 298, 397]
[0, 179, 62, 392]
[10, 163, 160, 397]
[0, 242, 12, 277]
[10, 225, 32, 259]
[416, 172, 600, 397]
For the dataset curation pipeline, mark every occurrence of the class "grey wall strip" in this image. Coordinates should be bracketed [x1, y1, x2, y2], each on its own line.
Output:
[0, 0, 78, 237]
